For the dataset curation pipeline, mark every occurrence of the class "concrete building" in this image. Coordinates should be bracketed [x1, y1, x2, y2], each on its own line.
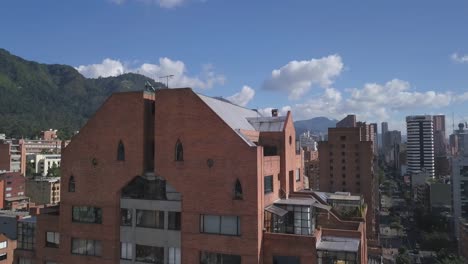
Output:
[381, 122, 388, 154]
[28, 154, 61, 176]
[428, 183, 451, 213]
[15, 89, 369, 264]
[370, 123, 378, 155]
[303, 148, 319, 190]
[0, 140, 26, 175]
[20, 139, 63, 155]
[42, 129, 58, 141]
[25, 177, 60, 205]
[406, 115, 435, 178]
[299, 131, 317, 151]
[318, 115, 378, 240]
[452, 151, 468, 241]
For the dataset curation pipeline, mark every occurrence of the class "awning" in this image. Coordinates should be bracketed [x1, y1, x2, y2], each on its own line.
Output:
[265, 205, 288, 217]
[316, 236, 360, 253]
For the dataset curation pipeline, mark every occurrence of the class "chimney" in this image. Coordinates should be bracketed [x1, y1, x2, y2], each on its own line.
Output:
[272, 109, 278, 117]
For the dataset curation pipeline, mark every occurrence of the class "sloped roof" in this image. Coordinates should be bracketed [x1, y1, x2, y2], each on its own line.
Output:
[196, 94, 262, 146]
[247, 116, 286, 132]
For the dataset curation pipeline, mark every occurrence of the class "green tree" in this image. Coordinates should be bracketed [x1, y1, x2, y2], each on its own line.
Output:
[396, 247, 411, 264]
[47, 163, 60, 177]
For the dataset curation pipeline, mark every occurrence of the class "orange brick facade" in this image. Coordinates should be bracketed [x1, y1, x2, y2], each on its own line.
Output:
[20, 89, 368, 264]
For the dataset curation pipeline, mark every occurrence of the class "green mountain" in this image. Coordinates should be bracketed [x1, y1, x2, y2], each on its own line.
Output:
[0, 48, 162, 139]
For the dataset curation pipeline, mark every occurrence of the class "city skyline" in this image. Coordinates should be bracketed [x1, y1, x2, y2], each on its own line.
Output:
[2, 1, 468, 132]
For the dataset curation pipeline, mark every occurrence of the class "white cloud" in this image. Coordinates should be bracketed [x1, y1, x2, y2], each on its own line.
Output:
[262, 55, 344, 100]
[451, 53, 468, 63]
[109, 0, 187, 8]
[227, 86, 255, 107]
[75, 59, 125, 79]
[75, 57, 225, 89]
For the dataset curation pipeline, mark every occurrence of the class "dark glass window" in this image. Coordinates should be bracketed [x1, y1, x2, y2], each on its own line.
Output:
[72, 206, 102, 224]
[200, 251, 241, 264]
[136, 210, 164, 229]
[264, 176, 273, 194]
[121, 208, 132, 226]
[200, 215, 241, 236]
[340, 136, 346, 141]
[168, 212, 181, 230]
[68, 176, 75, 192]
[117, 140, 125, 161]
[273, 256, 300, 264]
[175, 139, 183, 161]
[281, 205, 312, 235]
[71, 238, 102, 256]
[0, 254, 6, 260]
[17, 221, 35, 250]
[136, 244, 164, 264]
[45, 232, 60, 248]
[234, 179, 243, 200]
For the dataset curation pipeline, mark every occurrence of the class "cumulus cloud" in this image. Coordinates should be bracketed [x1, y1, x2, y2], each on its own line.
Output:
[451, 53, 468, 63]
[75, 59, 125, 79]
[109, 0, 186, 8]
[75, 58, 225, 89]
[262, 55, 344, 100]
[257, 106, 291, 117]
[227, 86, 255, 107]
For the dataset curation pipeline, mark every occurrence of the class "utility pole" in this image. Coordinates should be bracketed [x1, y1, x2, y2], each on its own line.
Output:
[159, 75, 174, 88]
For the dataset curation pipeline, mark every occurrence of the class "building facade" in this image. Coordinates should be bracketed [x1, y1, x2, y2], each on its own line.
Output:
[28, 154, 61, 176]
[0, 172, 27, 210]
[25, 177, 60, 205]
[0, 140, 26, 175]
[15, 89, 368, 264]
[318, 115, 377, 240]
[406, 115, 435, 178]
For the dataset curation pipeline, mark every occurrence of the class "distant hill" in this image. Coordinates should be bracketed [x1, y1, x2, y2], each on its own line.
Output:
[0, 48, 163, 139]
[294, 117, 337, 135]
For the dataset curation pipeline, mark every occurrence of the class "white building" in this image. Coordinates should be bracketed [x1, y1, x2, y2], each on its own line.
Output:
[28, 154, 61, 176]
[406, 115, 435, 178]
[299, 131, 317, 151]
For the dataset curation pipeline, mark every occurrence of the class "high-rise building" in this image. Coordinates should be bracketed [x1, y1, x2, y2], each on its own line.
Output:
[433, 115, 447, 156]
[381, 122, 388, 153]
[14, 89, 369, 264]
[370, 123, 378, 155]
[318, 115, 378, 240]
[406, 115, 435, 178]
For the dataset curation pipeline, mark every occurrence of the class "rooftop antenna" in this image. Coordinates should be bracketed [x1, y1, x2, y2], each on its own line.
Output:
[159, 75, 174, 88]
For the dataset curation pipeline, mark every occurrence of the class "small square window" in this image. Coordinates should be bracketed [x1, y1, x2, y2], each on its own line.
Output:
[340, 136, 346, 141]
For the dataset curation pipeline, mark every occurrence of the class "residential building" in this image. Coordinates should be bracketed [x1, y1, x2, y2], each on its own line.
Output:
[428, 183, 451, 213]
[25, 177, 60, 205]
[0, 233, 16, 264]
[370, 123, 378, 155]
[433, 115, 447, 156]
[15, 89, 369, 264]
[20, 139, 63, 155]
[459, 218, 468, 260]
[0, 172, 27, 210]
[381, 122, 388, 154]
[42, 129, 58, 141]
[452, 140, 468, 241]
[0, 139, 26, 175]
[406, 115, 435, 178]
[299, 131, 317, 151]
[0, 210, 30, 240]
[318, 115, 378, 240]
[303, 148, 319, 190]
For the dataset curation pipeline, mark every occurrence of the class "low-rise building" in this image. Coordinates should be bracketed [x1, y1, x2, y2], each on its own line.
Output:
[0, 172, 27, 210]
[27, 154, 61, 176]
[0, 140, 26, 175]
[25, 177, 60, 205]
[459, 218, 468, 260]
[0, 233, 16, 264]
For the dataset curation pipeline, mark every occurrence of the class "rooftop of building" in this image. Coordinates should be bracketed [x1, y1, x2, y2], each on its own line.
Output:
[316, 236, 361, 253]
[0, 210, 30, 218]
[29, 176, 60, 183]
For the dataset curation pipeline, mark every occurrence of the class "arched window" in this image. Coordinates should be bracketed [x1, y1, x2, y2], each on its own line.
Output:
[117, 140, 125, 161]
[69, 176, 76, 192]
[175, 139, 183, 161]
[234, 179, 243, 200]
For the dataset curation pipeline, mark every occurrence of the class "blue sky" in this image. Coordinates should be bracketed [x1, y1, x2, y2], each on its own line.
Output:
[2, 0, 468, 132]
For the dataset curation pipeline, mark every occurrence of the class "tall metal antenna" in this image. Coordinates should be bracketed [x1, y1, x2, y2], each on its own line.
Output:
[159, 75, 174, 88]
[453, 112, 455, 134]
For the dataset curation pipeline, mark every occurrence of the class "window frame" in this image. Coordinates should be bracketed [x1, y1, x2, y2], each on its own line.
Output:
[121, 242, 133, 260]
[72, 206, 102, 224]
[200, 215, 241, 236]
[136, 210, 165, 229]
[71, 238, 102, 257]
[168, 211, 181, 230]
[45, 231, 60, 248]
[264, 175, 273, 194]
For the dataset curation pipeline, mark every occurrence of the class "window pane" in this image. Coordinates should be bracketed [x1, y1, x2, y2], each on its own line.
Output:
[202, 215, 220, 234]
[121, 209, 132, 226]
[221, 216, 238, 235]
[136, 244, 164, 264]
[136, 210, 164, 229]
[168, 212, 181, 230]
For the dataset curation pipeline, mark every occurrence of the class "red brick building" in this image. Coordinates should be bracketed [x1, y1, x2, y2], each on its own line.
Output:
[0, 233, 16, 264]
[318, 115, 378, 240]
[18, 89, 368, 264]
[0, 172, 27, 210]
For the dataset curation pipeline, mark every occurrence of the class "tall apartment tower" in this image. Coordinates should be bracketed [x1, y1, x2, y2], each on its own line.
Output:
[381, 122, 389, 153]
[406, 115, 435, 178]
[319, 115, 378, 239]
[433, 115, 447, 156]
[14, 89, 369, 264]
[370, 123, 378, 155]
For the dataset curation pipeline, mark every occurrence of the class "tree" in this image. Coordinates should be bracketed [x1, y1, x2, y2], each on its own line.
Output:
[47, 163, 60, 177]
[396, 247, 411, 264]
